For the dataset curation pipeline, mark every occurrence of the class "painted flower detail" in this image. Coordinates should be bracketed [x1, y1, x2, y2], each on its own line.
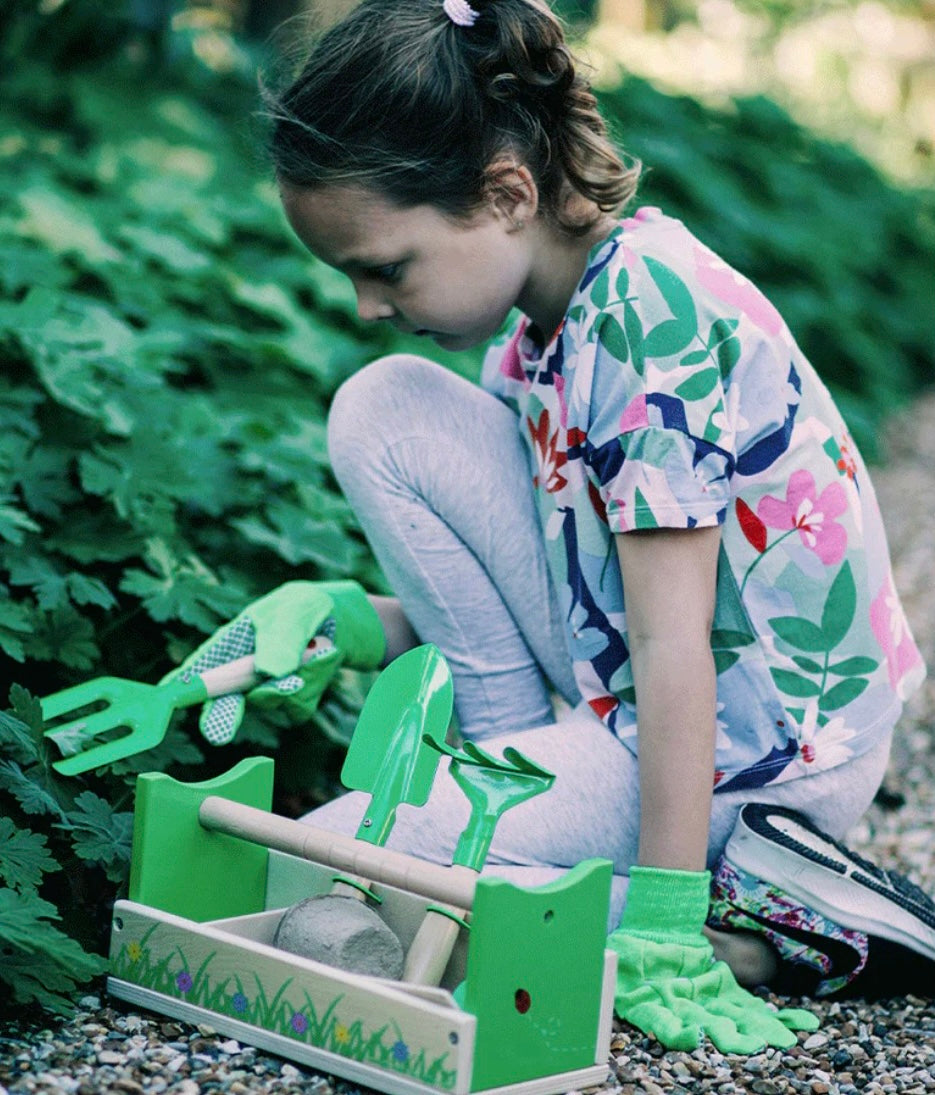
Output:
[392, 1040, 410, 1063]
[231, 992, 248, 1014]
[175, 971, 193, 994]
[333, 1023, 350, 1045]
[527, 409, 568, 493]
[757, 470, 848, 566]
[871, 575, 924, 697]
[290, 1012, 309, 1035]
[126, 942, 142, 963]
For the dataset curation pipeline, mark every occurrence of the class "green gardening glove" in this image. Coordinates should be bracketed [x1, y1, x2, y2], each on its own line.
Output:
[609, 866, 819, 1054]
[165, 580, 385, 746]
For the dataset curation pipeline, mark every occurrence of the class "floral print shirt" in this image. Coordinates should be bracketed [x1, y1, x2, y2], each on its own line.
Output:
[481, 207, 924, 791]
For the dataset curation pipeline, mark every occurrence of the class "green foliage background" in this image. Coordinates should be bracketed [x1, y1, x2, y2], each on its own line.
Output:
[1, 15, 933, 1013]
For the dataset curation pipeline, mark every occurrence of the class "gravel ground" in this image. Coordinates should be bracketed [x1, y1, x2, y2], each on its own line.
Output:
[3, 396, 935, 1095]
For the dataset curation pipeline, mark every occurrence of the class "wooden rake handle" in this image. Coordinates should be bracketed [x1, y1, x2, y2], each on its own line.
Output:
[197, 637, 332, 698]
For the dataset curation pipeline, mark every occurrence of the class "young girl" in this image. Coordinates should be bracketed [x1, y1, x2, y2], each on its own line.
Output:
[177, 0, 934, 1054]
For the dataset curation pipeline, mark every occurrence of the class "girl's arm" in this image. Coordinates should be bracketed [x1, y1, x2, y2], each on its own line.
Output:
[614, 525, 721, 871]
[368, 594, 421, 665]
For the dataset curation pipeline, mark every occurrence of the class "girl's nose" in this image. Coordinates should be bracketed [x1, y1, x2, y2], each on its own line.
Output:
[355, 286, 394, 323]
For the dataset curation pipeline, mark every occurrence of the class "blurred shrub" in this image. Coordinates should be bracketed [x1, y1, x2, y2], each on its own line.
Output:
[599, 76, 935, 453]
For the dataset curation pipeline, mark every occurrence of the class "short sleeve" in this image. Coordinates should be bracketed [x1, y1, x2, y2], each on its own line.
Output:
[579, 253, 736, 533]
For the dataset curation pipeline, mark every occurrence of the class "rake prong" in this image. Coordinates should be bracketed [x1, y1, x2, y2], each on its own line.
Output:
[40, 677, 130, 723]
[41, 674, 210, 775]
[53, 731, 158, 776]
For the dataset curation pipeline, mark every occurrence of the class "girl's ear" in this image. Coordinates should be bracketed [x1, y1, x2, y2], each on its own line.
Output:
[483, 162, 539, 230]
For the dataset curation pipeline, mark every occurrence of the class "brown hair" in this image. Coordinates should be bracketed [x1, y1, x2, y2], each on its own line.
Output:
[263, 0, 640, 233]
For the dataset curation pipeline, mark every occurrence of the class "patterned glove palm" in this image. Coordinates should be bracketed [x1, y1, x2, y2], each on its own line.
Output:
[609, 866, 819, 1054]
[166, 580, 385, 745]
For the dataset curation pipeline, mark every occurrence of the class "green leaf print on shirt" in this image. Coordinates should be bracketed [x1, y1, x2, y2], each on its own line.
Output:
[641, 257, 698, 359]
[711, 628, 755, 675]
[675, 367, 720, 401]
[767, 562, 876, 720]
[599, 314, 629, 362]
[679, 318, 741, 377]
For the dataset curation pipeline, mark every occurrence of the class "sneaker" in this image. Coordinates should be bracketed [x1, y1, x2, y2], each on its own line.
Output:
[708, 802, 935, 999]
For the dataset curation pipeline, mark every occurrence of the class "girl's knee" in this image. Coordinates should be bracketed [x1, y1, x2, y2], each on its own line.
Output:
[326, 353, 433, 469]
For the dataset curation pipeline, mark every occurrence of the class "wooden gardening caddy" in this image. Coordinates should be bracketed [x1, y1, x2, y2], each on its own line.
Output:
[43, 646, 617, 1095]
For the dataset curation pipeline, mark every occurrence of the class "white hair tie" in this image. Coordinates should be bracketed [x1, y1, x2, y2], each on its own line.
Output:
[444, 0, 480, 28]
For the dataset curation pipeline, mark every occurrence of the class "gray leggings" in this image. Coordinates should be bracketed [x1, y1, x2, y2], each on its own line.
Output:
[305, 355, 892, 928]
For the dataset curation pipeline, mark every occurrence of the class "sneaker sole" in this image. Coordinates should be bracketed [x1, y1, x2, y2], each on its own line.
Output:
[724, 804, 935, 964]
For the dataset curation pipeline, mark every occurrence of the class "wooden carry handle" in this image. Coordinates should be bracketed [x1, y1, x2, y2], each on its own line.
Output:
[197, 637, 333, 698]
[199, 796, 477, 911]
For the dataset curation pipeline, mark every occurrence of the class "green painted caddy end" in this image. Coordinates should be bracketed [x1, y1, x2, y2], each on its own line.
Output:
[463, 857, 613, 1091]
[128, 755, 274, 922]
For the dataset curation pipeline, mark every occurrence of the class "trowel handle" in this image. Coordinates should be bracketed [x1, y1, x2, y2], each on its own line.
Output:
[197, 637, 333, 698]
[403, 881, 473, 986]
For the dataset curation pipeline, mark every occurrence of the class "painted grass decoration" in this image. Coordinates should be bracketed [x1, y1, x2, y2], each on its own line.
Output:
[110, 933, 458, 1089]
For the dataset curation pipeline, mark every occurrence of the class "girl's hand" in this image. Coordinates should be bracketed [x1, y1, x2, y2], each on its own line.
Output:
[163, 580, 385, 744]
[609, 866, 818, 1052]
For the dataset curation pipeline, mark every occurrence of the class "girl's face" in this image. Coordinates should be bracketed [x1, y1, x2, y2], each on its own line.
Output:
[280, 183, 536, 352]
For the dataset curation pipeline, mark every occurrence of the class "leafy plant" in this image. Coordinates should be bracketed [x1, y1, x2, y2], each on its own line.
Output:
[0, 688, 127, 1013]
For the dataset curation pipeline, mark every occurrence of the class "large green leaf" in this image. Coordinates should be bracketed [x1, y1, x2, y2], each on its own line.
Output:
[768, 615, 829, 653]
[0, 819, 61, 889]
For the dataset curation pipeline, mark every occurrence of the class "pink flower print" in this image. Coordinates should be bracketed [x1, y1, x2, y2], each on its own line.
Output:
[757, 470, 848, 566]
[498, 322, 529, 385]
[694, 245, 784, 337]
[871, 575, 924, 697]
[619, 394, 649, 435]
[527, 410, 568, 493]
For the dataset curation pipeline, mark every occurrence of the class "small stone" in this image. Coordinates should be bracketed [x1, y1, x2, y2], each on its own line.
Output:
[804, 1033, 829, 1051]
[218, 1040, 241, 1055]
[97, 1050, 123, 1065]
[811, 1084, 830, 1095]
[174, 1082, 200, 1095]
[751, 1082, 781, 1095]
[113, 1081, 144, 1094]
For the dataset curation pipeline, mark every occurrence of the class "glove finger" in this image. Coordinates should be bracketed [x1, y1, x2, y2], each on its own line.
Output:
[249, 583, 335, 678]
[250, 647, 344, 718]
[703, 1013, 769, 1055]
[199, 694, 246, 746]
[624, 998, 703, 1052]
[776, 1006, 820, 1032]
[252, 674, 306, 698]
[703, 992, 799, 1050]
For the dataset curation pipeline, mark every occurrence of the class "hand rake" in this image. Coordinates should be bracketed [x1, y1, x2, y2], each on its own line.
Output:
[40, 639, 330, 776]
